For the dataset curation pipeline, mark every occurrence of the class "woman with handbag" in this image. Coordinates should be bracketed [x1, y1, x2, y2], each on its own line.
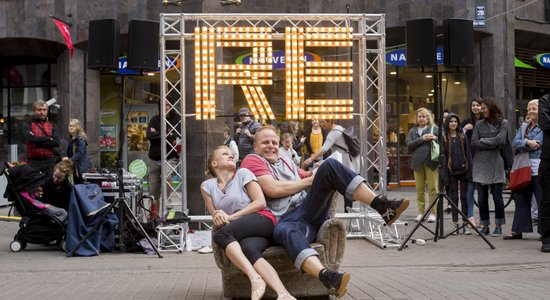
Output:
[504, 99, 543, 240]
[471, 97, 508, 236]
[64, 119, 91, 184]
[407, 108, 439, 223]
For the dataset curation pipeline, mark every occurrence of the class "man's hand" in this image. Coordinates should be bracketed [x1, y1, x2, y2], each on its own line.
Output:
[236, 128, 243, 135]
[150, 127, 157, 132]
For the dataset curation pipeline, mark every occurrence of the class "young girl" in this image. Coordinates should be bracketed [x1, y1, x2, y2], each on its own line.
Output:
[65, 119, 91, 184]
[201, 146, 295, 300]
[443, 113, 473, 234]
[280, 132, 301, 166]
[407, 108, 439, 222]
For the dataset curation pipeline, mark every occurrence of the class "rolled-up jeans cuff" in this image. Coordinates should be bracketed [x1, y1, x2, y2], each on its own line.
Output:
[295, 248, 319, 271]
[345, 175, 366, 200]
[480, 219, 490, 226]
[495, 218, 505, 225]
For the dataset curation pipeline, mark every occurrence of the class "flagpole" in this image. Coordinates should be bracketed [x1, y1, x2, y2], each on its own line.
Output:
[49, 15, 72, 27]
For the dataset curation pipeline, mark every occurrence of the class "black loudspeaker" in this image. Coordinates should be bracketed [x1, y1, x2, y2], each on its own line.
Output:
[88, 19, 120, 70]
[406, 18, 437, 68]
[443, 19, 474, 67]
[127, 20, 160, 71]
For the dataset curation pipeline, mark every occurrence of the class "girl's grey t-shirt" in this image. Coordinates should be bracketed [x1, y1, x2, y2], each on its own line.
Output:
[201, 168, 257, 214]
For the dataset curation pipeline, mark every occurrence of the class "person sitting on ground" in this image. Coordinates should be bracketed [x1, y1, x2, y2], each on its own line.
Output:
[201, 145, 295, 300]
[42, 160, 75, 211]
[240, 126, 409, 298]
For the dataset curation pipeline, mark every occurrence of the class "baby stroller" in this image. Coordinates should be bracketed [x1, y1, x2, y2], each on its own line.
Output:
[3, 163, 66, 252]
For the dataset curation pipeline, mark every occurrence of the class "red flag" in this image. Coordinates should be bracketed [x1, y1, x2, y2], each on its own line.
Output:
[51, 18, 74, 57]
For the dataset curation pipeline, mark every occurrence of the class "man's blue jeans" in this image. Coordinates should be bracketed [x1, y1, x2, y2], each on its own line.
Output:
[273, 158, 365, 270]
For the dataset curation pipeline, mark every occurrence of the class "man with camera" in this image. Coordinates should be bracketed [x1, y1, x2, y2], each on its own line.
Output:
[235, 107, 261, 161]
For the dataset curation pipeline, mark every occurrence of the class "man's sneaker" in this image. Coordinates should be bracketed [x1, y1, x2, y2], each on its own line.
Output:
[427, 214, 436, 223]
[372, 196, 410, 225]
[318, 268, 350, 298]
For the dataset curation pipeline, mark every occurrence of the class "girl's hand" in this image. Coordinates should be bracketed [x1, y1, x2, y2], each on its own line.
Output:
[527, 140, 540, 149]
[463, 123, 473, 131]
[213, 210, 230, 227]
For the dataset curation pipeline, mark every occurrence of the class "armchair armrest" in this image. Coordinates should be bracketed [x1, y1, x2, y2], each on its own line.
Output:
[315, 218, 346, 270]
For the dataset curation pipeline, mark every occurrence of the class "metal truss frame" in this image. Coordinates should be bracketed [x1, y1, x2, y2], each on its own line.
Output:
[159, 13, 387, 220]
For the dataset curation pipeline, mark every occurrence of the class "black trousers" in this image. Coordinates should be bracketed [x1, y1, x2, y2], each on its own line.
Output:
[213, 212, 274, 264]
[539, 160, 550, 245]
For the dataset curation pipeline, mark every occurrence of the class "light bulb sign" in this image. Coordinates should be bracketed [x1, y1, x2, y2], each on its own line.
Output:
[236, 50, 321, 70]
[194, 26, 354, 121]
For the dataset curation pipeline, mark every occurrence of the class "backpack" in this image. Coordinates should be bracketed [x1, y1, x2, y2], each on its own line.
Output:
[334, 126, 360, 157]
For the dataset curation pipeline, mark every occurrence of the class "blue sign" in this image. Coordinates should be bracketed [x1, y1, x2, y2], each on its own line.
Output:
[386, 48, 444, 67]
[534, 53, 550, 69]
[113, 56, 178, 75]
[236, 50, 320, 70]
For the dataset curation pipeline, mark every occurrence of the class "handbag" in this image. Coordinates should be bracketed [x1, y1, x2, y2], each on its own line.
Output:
[429, 126, 439, 162]
[508, 151, 531, 191]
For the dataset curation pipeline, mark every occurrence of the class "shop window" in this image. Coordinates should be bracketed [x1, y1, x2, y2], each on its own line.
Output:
[386, 65, 467, 183]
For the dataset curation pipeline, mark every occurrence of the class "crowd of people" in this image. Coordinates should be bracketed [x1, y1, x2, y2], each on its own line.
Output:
[15, 94, 550, 298]
[405, 96, 550, 248]
[206, 95, 550, 298]
[18, 100, 92, 225]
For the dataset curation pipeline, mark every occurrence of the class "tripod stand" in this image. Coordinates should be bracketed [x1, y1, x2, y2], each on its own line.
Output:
[66, 169, 163, 258]
[398, 71, 495, 251]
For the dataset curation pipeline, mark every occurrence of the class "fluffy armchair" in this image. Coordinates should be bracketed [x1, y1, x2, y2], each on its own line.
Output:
[212, 210, 346, 299]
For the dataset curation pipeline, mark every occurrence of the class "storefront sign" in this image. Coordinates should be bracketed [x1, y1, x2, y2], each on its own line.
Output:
[99, 125, 117, 152]
[474, 6, 486, 28]
[386, 48, 443, 67]
[534, 53, 550, 69]
[128, 159, 147, 178]
[236, 50, 320, 70]
[114, 56, 178, 75]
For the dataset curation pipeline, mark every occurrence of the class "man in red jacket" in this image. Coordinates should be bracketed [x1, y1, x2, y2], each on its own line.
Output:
[22, 100, 62, 178]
